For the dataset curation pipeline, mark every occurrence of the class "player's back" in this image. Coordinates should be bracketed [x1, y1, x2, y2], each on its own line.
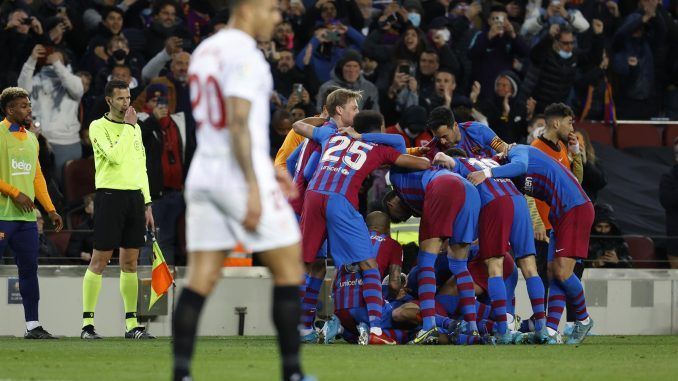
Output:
[388, 167, 454, 213]
[370, 230, 403, 279]
[307, 133, 401, 208]
[453, 157, 522, 205]
[289, 138, 322, 215]
[457, 121, 503, 158]
[187, 29, 273, 189]
[523, 146, 589, 219]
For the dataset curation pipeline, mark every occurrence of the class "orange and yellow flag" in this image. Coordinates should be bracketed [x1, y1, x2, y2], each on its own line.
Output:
[149, 237, 174, 310]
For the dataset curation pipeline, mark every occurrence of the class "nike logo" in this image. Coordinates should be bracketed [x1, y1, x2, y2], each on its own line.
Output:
[556, 249, 564, 252]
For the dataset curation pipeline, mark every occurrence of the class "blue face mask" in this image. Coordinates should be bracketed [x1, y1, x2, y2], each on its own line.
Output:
[558, 49, 573, 59]
[408, 12, 421, 28]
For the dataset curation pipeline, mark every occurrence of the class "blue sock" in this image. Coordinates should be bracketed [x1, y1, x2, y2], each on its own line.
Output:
[300, 276, 322, 330]
[417, 250, 438, 330]
[526, 276, 546, 331]
[488, 276, 508, 335]
[504, 266, 518, 317]
[476, 301, 491, 320]
[546, 280, 566, 331]
[559, 274, 589, 321]
[361, 268, 384, 330]
[299, 273, 310, 301]
[448, 257, 478, 332]
[435, 314, 454, 330]
[435, 294, 459, 317]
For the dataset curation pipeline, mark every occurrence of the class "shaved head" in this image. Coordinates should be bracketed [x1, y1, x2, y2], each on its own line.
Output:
[366, 211, 391, 233]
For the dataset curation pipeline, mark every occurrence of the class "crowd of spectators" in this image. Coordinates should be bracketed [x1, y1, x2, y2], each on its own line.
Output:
[1, 0, 676, 265]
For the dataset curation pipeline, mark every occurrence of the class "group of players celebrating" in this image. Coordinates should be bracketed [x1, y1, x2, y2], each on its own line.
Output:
[285, 88, 595, 346]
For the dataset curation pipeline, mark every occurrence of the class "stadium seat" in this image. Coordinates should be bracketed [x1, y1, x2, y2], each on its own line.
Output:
[615, 124, 662, 149]
[63, 158, 95, 205]
[46, 231, 72, 257]
[575, 121, 613, 145]
[623, 235, 662, 269]
[664, 125, 678, 146]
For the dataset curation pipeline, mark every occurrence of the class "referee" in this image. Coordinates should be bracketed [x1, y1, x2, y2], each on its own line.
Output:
[80, 79, 155, 339]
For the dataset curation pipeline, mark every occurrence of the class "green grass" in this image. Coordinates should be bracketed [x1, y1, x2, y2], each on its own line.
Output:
[1, 336, 677, 381]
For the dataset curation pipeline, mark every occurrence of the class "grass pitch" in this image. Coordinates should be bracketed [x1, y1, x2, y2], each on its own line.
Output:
[1, 336, 676, 381]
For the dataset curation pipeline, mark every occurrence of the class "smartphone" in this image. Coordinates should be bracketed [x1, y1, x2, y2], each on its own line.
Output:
[37, 46, 55, 66]
[293, 83, 303, 98]
[493, 15, 505, 25]
[21, 17, 33, 25]
[398, 65, 411, 75]
[325, 31, 340, 42]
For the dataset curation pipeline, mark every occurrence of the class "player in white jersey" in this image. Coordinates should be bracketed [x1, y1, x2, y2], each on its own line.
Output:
[172, 1, 307, 380]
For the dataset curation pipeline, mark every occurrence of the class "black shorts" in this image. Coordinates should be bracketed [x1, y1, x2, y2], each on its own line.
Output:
[94, 189, 146, 251]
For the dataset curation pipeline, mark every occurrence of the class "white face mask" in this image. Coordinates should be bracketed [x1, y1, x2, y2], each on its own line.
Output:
[408, 12, 421, 28]
[437, 29, 451, 43]
[558, 49, 573, 59]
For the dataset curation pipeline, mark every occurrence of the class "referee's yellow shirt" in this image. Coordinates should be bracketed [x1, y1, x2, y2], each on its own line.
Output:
[89, 114, 151, 204]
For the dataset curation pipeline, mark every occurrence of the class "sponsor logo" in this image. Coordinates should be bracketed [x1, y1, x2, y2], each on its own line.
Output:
[370, 234, 385, 242]
[11, 159, 32, 175]
[555, 248, 564, 252]
[339, 278, 363, 288]
[321, 165, 349, 176]
[524, 176, 533, 194]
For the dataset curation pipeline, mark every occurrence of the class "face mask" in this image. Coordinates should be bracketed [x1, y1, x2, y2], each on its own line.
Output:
[558, 49, 573, 59]
[408, 12, 421, 28]
[437, 29, 451, 43]
[112, 49, 127, 61]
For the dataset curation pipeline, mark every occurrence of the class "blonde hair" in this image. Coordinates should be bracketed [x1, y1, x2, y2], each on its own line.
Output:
[325, 88, 362, 117]
[0, 87, 29, 114]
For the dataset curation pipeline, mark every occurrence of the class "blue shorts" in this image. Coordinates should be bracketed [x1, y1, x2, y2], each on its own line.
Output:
[0, 220, 39, 258]
[323, 194, 372, 267]
[451, 181, 480, 244]
[510, 195, 536, 259]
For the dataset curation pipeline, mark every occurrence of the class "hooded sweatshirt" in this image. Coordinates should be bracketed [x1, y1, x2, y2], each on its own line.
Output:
[316, 51, 380, 113]
[18, 57, 84, 145]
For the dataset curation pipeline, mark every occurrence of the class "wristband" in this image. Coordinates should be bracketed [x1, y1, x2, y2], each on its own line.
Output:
[483, 168, 492, 178]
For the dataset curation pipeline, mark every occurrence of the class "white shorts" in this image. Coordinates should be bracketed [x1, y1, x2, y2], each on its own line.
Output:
[185, 178, 301, 253]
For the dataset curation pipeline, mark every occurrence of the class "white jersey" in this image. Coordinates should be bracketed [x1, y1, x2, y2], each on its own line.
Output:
[184, 28, 300, 252]
[186, 28, 274, 190]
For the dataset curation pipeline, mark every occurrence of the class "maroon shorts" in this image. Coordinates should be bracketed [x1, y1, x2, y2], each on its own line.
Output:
[300, 191, 328, 263]
[468, 252, 516, 293]
[419, 176, 465, 242]
[477, 196, 514, 260]
[552, 202, 595, 259]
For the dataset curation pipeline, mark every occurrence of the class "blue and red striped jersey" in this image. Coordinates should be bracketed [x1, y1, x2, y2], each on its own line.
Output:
[288, 138, 322, 216]
[492, 145, 590, 223]
[388, 167, 460, 214]
[333, 263, 364, 310]
[308, 127, 402, 209]
[370, 230, 403, 280]
[451, 157, 522, 206]
[425, 121, 503, 160]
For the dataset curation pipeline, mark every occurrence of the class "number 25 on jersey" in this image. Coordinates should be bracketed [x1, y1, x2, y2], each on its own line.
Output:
[321, 136, 373, 171]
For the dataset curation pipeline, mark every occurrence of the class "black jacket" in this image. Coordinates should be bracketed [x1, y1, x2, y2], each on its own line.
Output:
[520, 33, 603, 113]
[587, 206, 632, 268]
[139, 114, 185, 200]
[660, 165, 678, 256]
[66, 216, 94, 259]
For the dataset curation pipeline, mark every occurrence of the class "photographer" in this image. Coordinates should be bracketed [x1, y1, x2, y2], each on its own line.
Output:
[469, 3, 528, 100]
[18, 44, 84, 185]
[0, 9, 43, 89]
[143, 0, 191, 60]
